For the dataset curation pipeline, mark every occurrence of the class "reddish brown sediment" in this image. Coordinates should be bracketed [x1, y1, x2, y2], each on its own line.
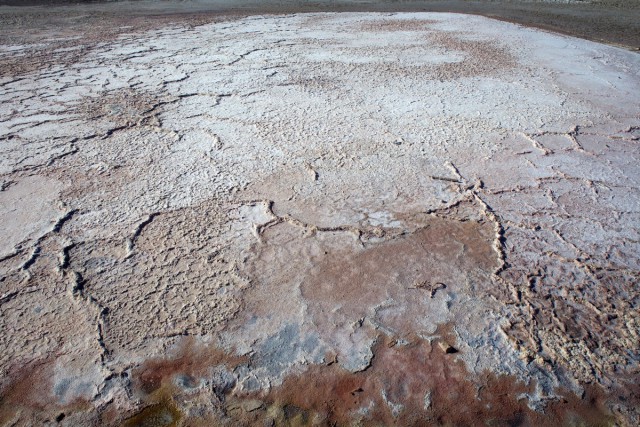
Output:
[232, 329, 614, 426]
[0, 329, 628, 426]
[0, 360, 53, 425]
[300, 216, 499, 341]
[0, 358, 93, 425]
[132, 339, 247, 396]
[357, 18, 440, 32]
[427, 32, 518, 79]
[120, 340, 247, 426]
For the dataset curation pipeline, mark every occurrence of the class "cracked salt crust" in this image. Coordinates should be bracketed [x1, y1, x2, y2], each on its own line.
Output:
[0, 11, 639, 426]
[0, 176, 63, 257]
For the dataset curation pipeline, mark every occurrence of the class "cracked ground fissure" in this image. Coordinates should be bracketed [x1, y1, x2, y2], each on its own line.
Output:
[0, 10, 639, 427]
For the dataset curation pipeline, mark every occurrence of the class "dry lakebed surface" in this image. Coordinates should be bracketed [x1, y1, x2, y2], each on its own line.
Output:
[0, 4, 639, 427]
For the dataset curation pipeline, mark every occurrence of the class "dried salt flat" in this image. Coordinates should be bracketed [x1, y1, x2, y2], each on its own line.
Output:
[0, 12, 639, 426]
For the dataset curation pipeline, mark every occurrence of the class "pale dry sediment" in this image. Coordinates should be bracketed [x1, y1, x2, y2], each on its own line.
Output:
[0, 11, 639, 426]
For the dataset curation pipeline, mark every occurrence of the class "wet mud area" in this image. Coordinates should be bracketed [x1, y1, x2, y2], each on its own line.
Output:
[118, 331, 613, 427]
[235, 334, 614, 427]
[1, 6, 640, 427]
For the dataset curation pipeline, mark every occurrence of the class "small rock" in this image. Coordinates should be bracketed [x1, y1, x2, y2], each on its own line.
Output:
[438, 341, 458, 354]
[242, 399, 264, 412]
